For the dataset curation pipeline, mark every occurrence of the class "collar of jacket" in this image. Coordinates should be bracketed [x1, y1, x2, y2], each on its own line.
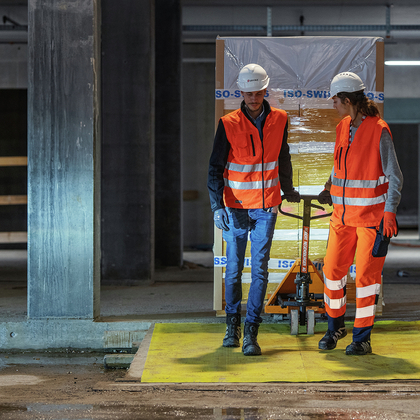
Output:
[240, 99, 271, 124]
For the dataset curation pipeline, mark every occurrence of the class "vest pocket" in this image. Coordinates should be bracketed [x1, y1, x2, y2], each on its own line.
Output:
[233, 132, 253, 158]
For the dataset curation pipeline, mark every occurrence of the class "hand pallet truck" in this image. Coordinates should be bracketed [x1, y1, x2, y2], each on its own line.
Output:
[265, 194, 332, 335]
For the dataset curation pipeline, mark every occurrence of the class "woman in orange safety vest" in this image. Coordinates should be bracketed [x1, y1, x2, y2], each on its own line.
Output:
[317, 72, 403, 355]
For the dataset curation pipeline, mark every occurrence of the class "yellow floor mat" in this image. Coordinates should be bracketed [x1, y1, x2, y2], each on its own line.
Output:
[141, 321, 420, 383]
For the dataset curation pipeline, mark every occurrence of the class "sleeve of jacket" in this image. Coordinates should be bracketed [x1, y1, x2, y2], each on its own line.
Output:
[277, 120, 294, 193]
[380, 128, 403, 214]
[207, 119, 230, 212]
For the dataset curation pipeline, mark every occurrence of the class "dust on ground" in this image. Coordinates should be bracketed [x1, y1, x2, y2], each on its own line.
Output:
[1, 351, 420, 420]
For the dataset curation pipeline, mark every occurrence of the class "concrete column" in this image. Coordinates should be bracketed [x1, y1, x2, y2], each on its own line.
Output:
[27, 0, 101, 318]
[101, 0, 155, 283]
[155, 0, 182, 267]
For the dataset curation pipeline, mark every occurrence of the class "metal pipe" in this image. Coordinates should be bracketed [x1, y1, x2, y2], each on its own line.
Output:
[183, 24, 420, 32]
[267, 7, 272, 37]
[0, 24, 27, 31]
[386, 4, 392, 37]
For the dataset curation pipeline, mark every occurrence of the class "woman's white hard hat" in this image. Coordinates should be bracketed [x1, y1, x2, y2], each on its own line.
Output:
[330, 72, 366, 98]
[237, 64, 270, 92]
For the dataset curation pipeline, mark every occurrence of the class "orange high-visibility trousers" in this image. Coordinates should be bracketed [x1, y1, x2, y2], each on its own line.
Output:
[323, 220, 385, 329]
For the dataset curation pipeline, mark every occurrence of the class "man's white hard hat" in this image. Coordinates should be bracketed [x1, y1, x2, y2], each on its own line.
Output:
[237, 64, 270, 92]
[330, 72, 366, 98]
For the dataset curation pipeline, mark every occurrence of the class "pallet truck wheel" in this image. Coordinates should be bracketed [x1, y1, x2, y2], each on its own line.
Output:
[290, 310, 299, 335]
[307, 310, 315, 335]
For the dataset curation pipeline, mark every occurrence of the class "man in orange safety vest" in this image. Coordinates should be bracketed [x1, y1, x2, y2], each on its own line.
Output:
[208, 64, 300, 356]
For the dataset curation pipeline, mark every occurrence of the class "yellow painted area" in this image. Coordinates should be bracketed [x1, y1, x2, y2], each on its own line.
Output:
[141, 321, 420, 383]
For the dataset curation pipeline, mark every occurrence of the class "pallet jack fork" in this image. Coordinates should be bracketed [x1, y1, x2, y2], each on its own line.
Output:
[265, 194, 332, 335]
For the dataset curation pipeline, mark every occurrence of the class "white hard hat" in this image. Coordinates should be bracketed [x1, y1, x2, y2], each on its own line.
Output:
[237, 64, 270, 92]
[330, 72, 366, 98]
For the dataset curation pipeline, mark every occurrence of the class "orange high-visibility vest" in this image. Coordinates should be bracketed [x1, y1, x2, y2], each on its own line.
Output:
[222, 108, 288, 209]
[330, 115, 391, 227]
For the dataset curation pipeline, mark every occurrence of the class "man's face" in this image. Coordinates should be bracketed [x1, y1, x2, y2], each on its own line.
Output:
[241, 89, 266, 113]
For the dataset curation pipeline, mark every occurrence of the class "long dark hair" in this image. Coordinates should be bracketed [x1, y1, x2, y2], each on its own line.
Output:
[337, 90, 380, 117]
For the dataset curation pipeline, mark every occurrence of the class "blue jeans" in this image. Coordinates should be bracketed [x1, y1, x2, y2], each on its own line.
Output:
[223, 207, 277, 324]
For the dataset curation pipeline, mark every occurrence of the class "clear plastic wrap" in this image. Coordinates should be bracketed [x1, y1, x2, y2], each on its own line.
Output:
[219, 36, 382, 110]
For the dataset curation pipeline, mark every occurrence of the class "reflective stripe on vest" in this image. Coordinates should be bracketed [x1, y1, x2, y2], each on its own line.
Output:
[224, 175, 279, 190]
[332, 175, 388, 189]
[331, 192, 388, 207]
[226, 160, 278, 173]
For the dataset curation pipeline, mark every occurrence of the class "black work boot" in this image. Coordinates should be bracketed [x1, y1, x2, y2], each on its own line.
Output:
[346, 341, 372, 355]
[242, 322, 261, 356]
[223, 314, 241, 347]
[318, 327, 347, 350]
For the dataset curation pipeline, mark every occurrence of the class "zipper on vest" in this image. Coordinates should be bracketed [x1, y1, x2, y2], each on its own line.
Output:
[341, 144, 350, 225]
[261, 136, 265, 208]
[250, 134, 256, 156]
[338, 147, 343, 170]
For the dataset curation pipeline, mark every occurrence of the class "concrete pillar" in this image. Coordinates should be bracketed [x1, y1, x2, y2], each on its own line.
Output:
[101, 0, 155, 283]
[155, 0, 182, 267]
[27, 0, 101, 318]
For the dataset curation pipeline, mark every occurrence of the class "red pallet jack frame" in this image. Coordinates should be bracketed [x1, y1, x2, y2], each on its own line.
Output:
[265, 195, 332, 335]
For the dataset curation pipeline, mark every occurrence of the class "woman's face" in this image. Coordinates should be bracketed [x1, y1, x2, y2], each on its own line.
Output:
[332, 96, 351, 117]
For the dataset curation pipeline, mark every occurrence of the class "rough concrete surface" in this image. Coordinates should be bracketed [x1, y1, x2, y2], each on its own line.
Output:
[0, 359, 420, 419]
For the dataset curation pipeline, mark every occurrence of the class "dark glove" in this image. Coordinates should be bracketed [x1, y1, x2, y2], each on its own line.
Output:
[283, 189, 300, 203]
[318, 189, 332, 206]
[214, 208, 229, 231]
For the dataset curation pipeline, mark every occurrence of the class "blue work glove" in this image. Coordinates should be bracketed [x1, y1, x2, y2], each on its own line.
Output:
[318, 189, 332, 206]
[214, 208, 229, 231]
[283, 189, 300, 203]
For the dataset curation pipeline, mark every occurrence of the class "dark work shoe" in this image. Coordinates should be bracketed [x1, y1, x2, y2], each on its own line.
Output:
[318, 327, 347, 350]
[346, 341, 372, 355]
[223, 314, 241, 347]
[242, 322, 261, 356]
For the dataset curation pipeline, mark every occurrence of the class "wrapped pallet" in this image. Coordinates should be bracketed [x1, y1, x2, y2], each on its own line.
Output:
[213, 36, 385, 316]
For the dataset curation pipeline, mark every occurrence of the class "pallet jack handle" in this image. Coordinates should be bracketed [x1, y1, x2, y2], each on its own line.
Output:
[279, 194, 332, 221]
